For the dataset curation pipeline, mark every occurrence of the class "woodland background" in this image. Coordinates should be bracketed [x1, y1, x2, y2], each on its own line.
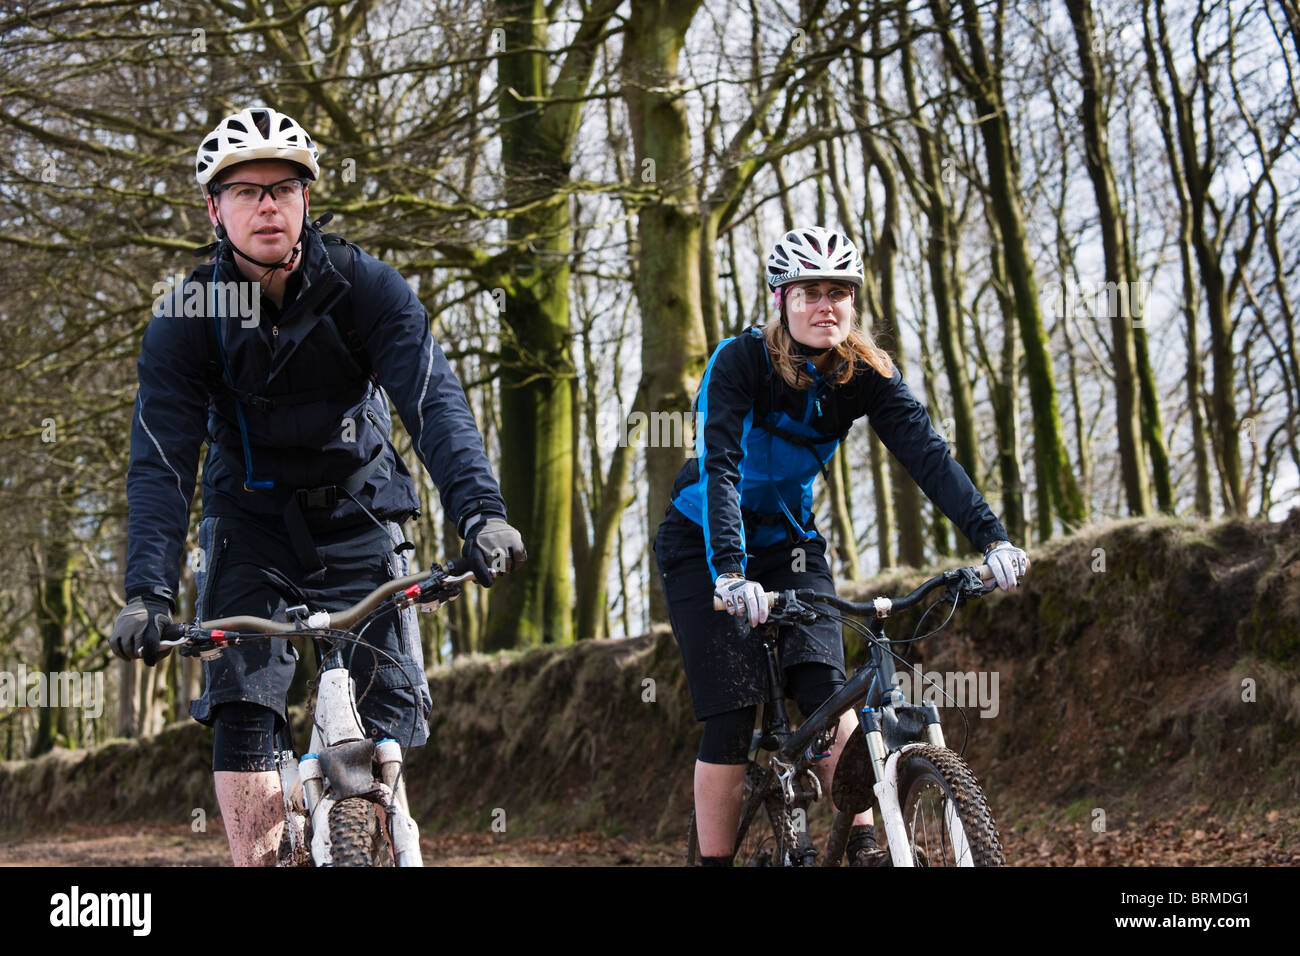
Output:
[0, 0, 1296, 758]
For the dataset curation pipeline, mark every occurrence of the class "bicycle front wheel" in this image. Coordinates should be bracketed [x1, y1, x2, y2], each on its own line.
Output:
[328, 797, 395, 867]
[895, 745, 1005, 867]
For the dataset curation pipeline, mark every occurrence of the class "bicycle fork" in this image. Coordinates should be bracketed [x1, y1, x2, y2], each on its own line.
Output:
[295, 668, 424, 866]
[855, 636, 948, 867]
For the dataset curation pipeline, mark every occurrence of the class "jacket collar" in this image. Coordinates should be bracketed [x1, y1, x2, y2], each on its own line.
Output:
[215, 225, 351, 383]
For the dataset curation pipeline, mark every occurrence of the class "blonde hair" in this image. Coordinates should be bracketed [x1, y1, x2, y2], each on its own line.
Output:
[763, 301, 894, 388]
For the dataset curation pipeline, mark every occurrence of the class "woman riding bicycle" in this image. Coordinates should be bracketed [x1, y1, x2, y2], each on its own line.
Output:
[654, 225, 1028, 866]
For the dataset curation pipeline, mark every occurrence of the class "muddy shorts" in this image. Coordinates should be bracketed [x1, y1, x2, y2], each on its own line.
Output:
[188, 514, 431, 748]
[654, 506, 845, 720]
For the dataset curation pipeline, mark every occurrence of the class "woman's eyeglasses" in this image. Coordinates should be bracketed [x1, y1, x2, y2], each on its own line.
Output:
[788, 286, 853, 305]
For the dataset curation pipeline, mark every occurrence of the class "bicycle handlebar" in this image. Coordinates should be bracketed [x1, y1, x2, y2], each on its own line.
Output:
[711, 561, 1020, 616]
[160, 556, 476, 649]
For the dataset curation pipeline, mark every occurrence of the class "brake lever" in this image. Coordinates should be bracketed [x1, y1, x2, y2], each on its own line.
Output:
[405, 564, 475, 610]
[953, 566, 994, 599]
[762, 589, 815, 626]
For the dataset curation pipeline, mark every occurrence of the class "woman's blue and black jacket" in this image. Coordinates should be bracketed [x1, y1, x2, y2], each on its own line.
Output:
[669, 328, 1008, 579]
[124, 225, 507, 605]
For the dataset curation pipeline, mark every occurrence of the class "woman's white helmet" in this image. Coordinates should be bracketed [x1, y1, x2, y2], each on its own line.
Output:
[766, 226, 864, 289]
[195, 107, 320, 189]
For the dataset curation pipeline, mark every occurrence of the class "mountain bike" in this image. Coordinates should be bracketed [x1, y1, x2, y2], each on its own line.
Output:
[688, 563, 1014, 867]
[162, 557, 474, 867]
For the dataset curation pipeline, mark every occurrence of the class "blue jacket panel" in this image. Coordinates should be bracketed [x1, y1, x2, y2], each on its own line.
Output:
[125, 226, 506, 602]
[670, 328, 1008, 579]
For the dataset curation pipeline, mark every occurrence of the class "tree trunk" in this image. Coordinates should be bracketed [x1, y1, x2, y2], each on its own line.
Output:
[1139, 3, 1211, 514]
[897, 7, 979, 481]
[1146, 0, 1243, 512]
[862, 144, 925, 567]
[1067, 0, 1150, 516]
[31, 529, 73, 756]
[933, 0, 1087, 532]
[571, 376, 591, 592]
[870, 438, 896, 569]
[826, 445, 861, 579]
[621, 0, 709, 625]
[700, 203, 722, 357]
[979, 241, 1029, 545]
[443, 516, 479, 655]
[575, 359, 640, 641]
[484, 0, 620, 646]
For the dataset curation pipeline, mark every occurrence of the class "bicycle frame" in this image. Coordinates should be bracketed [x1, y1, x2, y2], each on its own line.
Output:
[738, 566, 1000, 867]
[168, 560, 474, 867]
[744, 632, 924, 866]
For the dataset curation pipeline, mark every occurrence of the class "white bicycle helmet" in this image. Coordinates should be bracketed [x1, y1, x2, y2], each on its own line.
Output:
[765, 226, 864, 289]
[195, 107, 320, 189]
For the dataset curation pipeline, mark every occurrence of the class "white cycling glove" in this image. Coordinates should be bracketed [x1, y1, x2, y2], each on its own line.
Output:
[715, 574, 770, 628]
[983, 541, 1029, 591]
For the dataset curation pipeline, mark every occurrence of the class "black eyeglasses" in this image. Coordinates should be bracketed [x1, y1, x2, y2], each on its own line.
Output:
[212, 178, 308, 207]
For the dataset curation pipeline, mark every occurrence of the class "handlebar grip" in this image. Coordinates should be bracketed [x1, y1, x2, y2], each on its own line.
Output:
[161, 622, 185, 642]
[445, 556, 471, 577]
[977, 555, 1030, 584]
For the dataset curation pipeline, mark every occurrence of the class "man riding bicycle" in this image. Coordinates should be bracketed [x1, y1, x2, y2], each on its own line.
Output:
[109, 107, 525, 866]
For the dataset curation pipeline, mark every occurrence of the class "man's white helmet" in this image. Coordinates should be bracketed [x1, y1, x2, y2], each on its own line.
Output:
[195, 107, 320, 188]
[765, 226, 864, 289]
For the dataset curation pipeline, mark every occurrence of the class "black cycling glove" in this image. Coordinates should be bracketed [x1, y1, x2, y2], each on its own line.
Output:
[109, 595, 173, 666]
[462, 516, 527, 587]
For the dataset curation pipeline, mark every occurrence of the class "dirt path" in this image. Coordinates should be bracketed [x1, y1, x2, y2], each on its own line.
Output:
[0, 822, 682, 867]
[2, 802, 1294, 866]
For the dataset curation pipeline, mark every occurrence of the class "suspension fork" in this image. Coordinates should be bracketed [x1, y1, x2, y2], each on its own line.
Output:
[274, 718, 308, 863]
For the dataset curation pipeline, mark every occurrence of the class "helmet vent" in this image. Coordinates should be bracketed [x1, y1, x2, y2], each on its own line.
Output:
[764, 225, 865, 290]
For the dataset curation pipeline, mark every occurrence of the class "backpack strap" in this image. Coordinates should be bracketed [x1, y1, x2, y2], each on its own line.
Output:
[196, 262, 225, 400]
[200, 229, 374, 409]
[319, 231, 372, 377]
[747, 327, 846, 482]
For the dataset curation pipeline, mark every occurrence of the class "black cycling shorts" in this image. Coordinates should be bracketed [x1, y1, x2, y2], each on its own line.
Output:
[697, 662, 844, 764]
[188, 513, 431, 749]
[211, 701, 279, 773]
[654, 506, 846, 720]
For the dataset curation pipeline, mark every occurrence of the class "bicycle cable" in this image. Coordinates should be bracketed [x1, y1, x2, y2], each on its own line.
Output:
[213, 608, 423, 808]
[811, 596, 973, 757]
[349, 611, 422, 803]
[310, 605, 424, 799]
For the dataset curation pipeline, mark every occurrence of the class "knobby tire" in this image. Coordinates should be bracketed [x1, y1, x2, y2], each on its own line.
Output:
[896, 745, 1005, 867]
[328, 797, 394, 867]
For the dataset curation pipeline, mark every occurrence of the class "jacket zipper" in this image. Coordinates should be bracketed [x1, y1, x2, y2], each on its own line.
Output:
[201, 529, 230, 621]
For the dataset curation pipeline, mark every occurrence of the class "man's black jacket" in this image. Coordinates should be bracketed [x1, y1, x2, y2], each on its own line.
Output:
[125, 225, 506, 603]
